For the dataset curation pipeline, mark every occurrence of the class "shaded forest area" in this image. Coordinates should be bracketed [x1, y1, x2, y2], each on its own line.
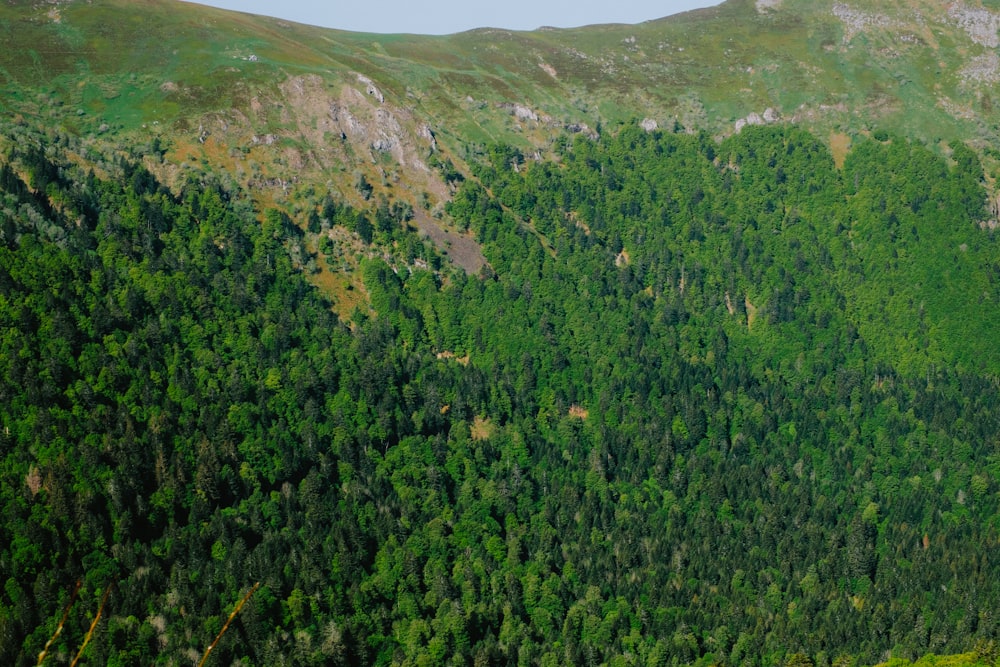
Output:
[2, 124, 1000, 666]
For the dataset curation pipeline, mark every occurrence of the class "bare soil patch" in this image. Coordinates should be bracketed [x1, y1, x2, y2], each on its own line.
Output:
[411, 209, 487, 275]
[829, 132, 851, 169]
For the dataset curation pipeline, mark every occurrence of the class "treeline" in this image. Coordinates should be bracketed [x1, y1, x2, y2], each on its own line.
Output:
[1, 123, 999, 666]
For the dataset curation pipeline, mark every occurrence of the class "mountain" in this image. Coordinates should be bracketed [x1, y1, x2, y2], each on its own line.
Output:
[6, 0, 1000, 289]
[6, 0, 1000, 214]
[2, 1, 1000, 666]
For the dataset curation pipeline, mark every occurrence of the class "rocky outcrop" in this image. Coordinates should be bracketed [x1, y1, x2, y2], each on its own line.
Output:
[371, 109, 403, 156]
[418, 124, 437, 151]
[565, 123, 598, 139]
[735, 108, 780, 132]
[960, 52, 1000, 85]
[833, 3, 897, 42]
[735, 113, 763, 133]
[499, 102, 539, 122]
[640, 118, 658, 132]
[254, 75, 451, 203]
[947, 4, 1000, 48]
[357, 74, 385, 104]
[330, 103, 367, 137]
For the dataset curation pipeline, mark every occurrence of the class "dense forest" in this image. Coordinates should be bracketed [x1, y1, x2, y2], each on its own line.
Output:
[2, 122, 1000, 666]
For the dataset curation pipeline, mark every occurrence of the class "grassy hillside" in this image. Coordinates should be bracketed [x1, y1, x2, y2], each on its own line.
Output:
[5, 0, 1000, 200]
[5, 0, 1000, 303]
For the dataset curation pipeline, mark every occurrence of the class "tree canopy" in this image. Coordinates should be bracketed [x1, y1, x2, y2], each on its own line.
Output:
[2, 123, 1000, 666]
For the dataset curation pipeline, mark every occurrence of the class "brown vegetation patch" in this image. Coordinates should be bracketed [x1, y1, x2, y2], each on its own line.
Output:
[568, 405, 589, 420]
[302, 227, 372, 319]
[829, 132, 851, 169]
[471, 416, 493, 441]
[745, 295, 759, 329]
[310, 266, 368, 320]
[25, 465, 41, 496]
[436, 350, 470, 366]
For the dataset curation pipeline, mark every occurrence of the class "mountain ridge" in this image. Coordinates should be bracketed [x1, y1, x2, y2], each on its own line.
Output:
[5, 0, 1000, 313]
[7, 1, 1000, 184]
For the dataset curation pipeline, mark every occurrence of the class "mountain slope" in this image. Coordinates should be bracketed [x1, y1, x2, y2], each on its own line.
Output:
[5, 0, 1000, 212]
[3, 2, 1000, 666]
[4, 111, 1000, 667]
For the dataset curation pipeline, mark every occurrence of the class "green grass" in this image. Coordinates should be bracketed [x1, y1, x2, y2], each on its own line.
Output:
[2, 0, 998, 158]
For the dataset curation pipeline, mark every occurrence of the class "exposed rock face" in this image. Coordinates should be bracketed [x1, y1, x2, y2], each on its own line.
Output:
[735, 108, 781, 132]
[418, 124, 437, 151]
[833, 3, 898, 42]
[252, 134, 278, 145]
[371, 109, 403, 158]
[640, 118, 659, 132]
[948, 4, 1000, 48]
[565, 123, 598, 139]
[499, 103, 539, 122]
[514, 105, 538, 122]
[242, 74, 452, 203]
[734, 112, 764, 133]
[538, 62, 558, 78]
[960, 52, 1000, 85]
[330, 103, 367, 137]
[357, 74, 385, 103]
[755, 0, 781, 12]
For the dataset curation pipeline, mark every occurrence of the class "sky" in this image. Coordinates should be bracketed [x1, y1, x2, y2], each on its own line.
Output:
[182, 1, 722, 35]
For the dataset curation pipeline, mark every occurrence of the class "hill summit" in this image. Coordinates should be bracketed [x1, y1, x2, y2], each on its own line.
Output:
[4, 0, 1000, 210]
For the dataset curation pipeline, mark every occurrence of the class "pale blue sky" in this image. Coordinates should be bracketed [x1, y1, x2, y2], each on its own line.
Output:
[182, 1, 722, 35]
